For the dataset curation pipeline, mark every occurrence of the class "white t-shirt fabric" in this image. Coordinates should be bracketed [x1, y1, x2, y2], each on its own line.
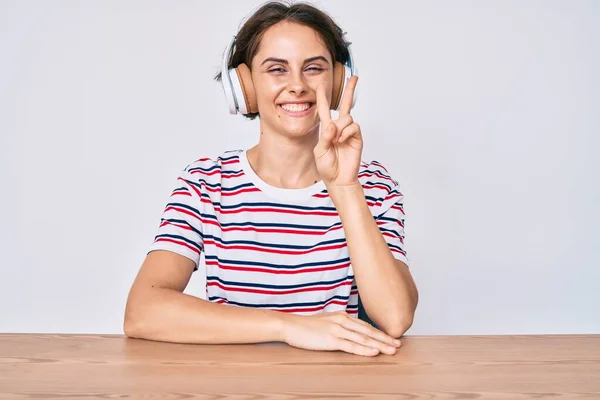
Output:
[148, 148, 410, 317]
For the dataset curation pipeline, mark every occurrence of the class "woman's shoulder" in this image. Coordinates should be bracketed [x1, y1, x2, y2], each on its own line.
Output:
[358, 158, 401, 191]
[170, 149, 244, 201]
[358, 158, 405, 217]
[179, 149, 243, 180]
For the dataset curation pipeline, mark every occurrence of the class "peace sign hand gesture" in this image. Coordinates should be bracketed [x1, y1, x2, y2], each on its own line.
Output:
[313, 75, 363, 187]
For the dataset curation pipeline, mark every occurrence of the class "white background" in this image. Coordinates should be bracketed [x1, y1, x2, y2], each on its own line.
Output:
[1, 0, 598, 335]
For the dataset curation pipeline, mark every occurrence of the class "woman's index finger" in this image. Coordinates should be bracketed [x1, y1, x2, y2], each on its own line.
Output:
[339, 75, 358, 116]
[316, 83, 332, 126]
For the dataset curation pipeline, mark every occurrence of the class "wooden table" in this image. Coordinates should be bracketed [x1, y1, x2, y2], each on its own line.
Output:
[1, 334, 599, 399]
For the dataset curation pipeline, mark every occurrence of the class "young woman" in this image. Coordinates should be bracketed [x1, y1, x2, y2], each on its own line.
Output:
[124, 1, 418, 357]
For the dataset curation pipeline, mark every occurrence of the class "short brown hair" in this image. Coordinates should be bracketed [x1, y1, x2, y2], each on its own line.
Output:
[214, 1, 351, 120]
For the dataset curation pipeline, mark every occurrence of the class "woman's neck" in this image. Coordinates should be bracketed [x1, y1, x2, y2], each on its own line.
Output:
[245, 126, 322, 190]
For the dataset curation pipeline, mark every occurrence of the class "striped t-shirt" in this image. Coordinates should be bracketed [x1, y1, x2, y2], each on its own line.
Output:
[148, 148, 409, 317]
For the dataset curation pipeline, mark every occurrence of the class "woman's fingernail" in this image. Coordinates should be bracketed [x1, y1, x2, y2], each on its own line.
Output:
[394, 339, 401, 346]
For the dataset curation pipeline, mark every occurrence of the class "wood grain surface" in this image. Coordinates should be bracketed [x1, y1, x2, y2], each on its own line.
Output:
[0, 334, 599, 399]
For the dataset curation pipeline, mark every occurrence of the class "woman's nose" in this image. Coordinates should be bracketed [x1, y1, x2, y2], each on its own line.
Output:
[286, 72, 307, 95]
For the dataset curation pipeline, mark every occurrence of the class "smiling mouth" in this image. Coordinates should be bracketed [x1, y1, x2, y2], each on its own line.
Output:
[278, 102, 315, 116]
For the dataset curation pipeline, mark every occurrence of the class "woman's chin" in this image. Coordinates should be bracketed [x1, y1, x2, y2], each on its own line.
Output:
[283, 124, 318, 137]
[278, 117, 318, 136]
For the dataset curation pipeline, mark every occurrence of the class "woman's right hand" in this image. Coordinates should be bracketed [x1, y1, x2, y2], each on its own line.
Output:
[280, 311, 402, 356]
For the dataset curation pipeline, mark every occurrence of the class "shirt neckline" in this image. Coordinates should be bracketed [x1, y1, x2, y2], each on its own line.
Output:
[237, 149, 327, 203]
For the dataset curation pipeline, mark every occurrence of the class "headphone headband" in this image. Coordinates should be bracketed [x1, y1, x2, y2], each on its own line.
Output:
[221, 36, 238, 114]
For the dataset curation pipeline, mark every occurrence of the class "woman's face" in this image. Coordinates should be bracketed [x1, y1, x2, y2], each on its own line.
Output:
[251, 21, 333, 138]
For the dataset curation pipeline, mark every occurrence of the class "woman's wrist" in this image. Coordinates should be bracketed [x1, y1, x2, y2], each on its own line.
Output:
[272, 311, 295, 343]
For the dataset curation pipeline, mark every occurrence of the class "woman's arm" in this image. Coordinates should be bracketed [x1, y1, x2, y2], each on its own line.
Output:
[124, 250, 285, 344]
[328, 182, 419, 338]
[124, 250, 402, 356]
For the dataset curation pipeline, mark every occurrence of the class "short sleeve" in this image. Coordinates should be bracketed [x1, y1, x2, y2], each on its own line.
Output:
[147, 166, 205, 270]
[374, 179, 411, 268]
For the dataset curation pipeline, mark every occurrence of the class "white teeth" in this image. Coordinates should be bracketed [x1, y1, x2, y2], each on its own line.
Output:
[281, 103, 311, 112]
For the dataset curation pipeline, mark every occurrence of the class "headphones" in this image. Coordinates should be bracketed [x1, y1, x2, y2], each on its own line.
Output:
[220, 35, 358, 115]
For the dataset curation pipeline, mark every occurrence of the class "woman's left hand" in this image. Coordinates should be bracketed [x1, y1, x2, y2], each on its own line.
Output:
[313, 75, 363, 186]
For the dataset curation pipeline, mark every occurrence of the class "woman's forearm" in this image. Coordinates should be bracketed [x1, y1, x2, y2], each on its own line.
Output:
[328, 182, 418, 337]
[124, 287, 286, 344]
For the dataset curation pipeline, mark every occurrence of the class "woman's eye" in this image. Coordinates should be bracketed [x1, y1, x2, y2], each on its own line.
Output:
[268, 67, 324, 74]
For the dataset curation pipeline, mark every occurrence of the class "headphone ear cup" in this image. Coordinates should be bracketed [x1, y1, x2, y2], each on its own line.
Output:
[331, 61, 345, 110]
[234, 63, 258, 114]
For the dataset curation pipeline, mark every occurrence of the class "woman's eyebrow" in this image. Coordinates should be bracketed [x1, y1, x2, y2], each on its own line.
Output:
[261, 56, 329, 66]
